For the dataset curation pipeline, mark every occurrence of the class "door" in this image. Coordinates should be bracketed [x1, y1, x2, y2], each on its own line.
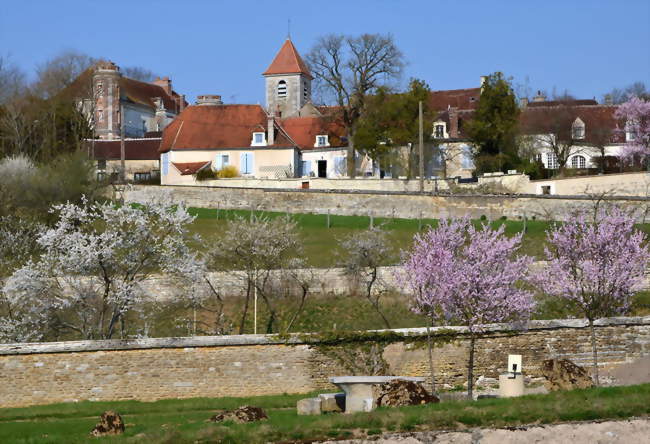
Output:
[317, 160, 327, 178]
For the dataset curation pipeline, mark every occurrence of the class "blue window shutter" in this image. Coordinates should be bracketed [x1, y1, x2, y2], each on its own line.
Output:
[304, 160, 311, 175]
[161, 152, 169, 175]
[240, 153, 247, 174]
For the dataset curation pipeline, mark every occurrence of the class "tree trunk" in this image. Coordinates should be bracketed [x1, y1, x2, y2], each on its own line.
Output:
[589, 318, 600, 386]
[347, 128, 356, 178]
[427, 320, 435, 395]
[468, 334, 476, 399]
[238, 278, 252, 334]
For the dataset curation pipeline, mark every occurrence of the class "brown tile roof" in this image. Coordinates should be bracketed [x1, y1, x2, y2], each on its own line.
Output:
[526, 99, 598, 108]
[119, 77, 179, 112]
[88, 138, 162, 160]
[172, 161, 211, 175]
[520, 105, 624, 144]
[429, 88, 481, 111]
[280, 116, 347, 150]
[263, 39, 313, 79]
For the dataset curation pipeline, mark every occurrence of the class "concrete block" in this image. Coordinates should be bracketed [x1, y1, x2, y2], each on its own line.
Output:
[319, 392, 345, 412]
[297, 397, 321, 415]
[499, 373, 525, 398]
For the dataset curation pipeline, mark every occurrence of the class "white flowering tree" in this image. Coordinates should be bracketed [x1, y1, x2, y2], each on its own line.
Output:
[1, 196, 203, 342]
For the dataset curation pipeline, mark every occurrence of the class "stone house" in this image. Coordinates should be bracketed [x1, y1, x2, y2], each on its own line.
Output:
[159, 39, 350, 185]
[86, 136, 162, 182]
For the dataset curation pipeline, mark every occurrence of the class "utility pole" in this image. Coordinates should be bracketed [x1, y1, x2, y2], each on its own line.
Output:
[120, 104, 126, 183]
[418, 100, 424, 193]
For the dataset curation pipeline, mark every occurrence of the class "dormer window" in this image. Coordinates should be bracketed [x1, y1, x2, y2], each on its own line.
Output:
[315, 135, 329, 147]
[433, 121, 447, 139]
[252, 132, 266, 146]
[277, 80, 287, 98]
[572, 117, 585, 140]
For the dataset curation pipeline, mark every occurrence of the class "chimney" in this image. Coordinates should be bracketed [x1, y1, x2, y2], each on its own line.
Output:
[153, 76, 172, 96]
[449, 107, 459, 138]
[267, 113, 275, 145]
[178, 94, 186, 112]
[195, 95, 223, 106]
[520, 97, 529, 108]
[604, 94, 613, 106]
[533, 90, 546, 103]
[480, 75, 488, 90]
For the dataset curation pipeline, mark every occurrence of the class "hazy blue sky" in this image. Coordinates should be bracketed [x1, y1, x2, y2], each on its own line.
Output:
[1, 0, 648, 104]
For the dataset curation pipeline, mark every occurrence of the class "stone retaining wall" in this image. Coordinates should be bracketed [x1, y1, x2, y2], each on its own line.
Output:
[1, 317, 648, 408]
[122, 185, 649, 222]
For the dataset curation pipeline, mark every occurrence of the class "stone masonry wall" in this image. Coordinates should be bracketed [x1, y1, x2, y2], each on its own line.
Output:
[1, 317, 648, 408]
[122, 185, 649, 222]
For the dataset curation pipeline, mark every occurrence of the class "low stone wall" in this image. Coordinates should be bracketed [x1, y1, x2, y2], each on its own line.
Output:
[1, 316, 648, 408]
[123, 185, 649, 222]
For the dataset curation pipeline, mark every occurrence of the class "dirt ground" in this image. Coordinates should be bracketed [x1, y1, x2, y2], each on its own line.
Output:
[323, 418, 650, 443]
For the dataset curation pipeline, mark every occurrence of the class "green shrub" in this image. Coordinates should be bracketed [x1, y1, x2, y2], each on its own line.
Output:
[195, 168, 218, 181]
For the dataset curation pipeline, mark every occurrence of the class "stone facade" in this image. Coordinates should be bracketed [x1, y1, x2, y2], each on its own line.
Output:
[123, 185, 649, 222]
[1, 317, 648, 408]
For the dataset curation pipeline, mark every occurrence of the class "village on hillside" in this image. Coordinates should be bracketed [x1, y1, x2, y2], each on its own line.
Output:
[1, 1, 650, 442]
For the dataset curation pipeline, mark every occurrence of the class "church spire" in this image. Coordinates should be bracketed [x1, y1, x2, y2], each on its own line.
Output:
[262, 39, 313, 79]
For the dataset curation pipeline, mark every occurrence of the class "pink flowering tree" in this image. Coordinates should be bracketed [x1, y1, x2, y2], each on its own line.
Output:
[614, 96, 650, 170]
[401, 219, 535, 397]
[536, 208, 649, 385]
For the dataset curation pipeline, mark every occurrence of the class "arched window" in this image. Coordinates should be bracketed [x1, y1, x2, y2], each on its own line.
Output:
[571, 155, 586, 169]
[277, 80, 287, 98]
[303, 81, 308, 100]
[572, 117, 585, 139]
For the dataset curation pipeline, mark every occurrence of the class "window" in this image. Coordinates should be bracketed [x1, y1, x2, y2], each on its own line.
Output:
[541, 185, 552, 195]
[572, 118, 585, 140]
[277, 80, 287, 98]
[240, 152, 254, 175]
[251, 132, 266, 146]
[303, 81, 308, 100]
[546, 152, 558, 169]
[214, 154, 230, 170]
[625, 120, 637, 142]
[461, 145, 474, 169]
[571, 155, 586, 169]
[315, 135, 329, 147]
[134, 172, 151, 182]
[434, 124, 445, 138]
[97, 109, 104, 122]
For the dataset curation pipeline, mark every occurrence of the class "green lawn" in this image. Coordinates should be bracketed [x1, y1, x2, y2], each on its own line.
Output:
[1, 384, 649, 443]
[188, 208, 614, 268]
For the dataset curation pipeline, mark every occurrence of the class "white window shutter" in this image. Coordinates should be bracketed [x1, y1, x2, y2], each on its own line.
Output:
[215, 154, 223, 170]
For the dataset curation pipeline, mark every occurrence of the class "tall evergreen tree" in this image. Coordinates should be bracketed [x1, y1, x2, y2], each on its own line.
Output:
[467, 72, 520, 174]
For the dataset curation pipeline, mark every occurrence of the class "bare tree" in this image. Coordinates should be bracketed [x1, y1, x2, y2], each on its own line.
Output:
[209, 215, 305, 334]
[338, 226, 394, 328]
[0, 55, 26, 104]
[305, 34, 405, 177]
[32, 50, 96, 99]
[122, 66, 158, 82]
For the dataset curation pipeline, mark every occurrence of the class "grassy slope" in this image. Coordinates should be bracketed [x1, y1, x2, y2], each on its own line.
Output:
[188, 208, 581, 268]
[1, 384, 648, 443]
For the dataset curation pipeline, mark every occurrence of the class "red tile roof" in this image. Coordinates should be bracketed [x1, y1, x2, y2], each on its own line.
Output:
[159, 104, 347, 153]
[526, 99, 598, 108]
[172, 161, 211, 176]
[160, 105, 270, 152]
[429, 88, 481, 111]
[280, 116, 347, 150]
[88, 138, 162, 160]
[263, 39, 313, 79]
[120, 77, 181, 112]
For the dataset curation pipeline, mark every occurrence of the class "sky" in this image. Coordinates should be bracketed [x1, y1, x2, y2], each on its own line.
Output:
[1, 0, 649, 104]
